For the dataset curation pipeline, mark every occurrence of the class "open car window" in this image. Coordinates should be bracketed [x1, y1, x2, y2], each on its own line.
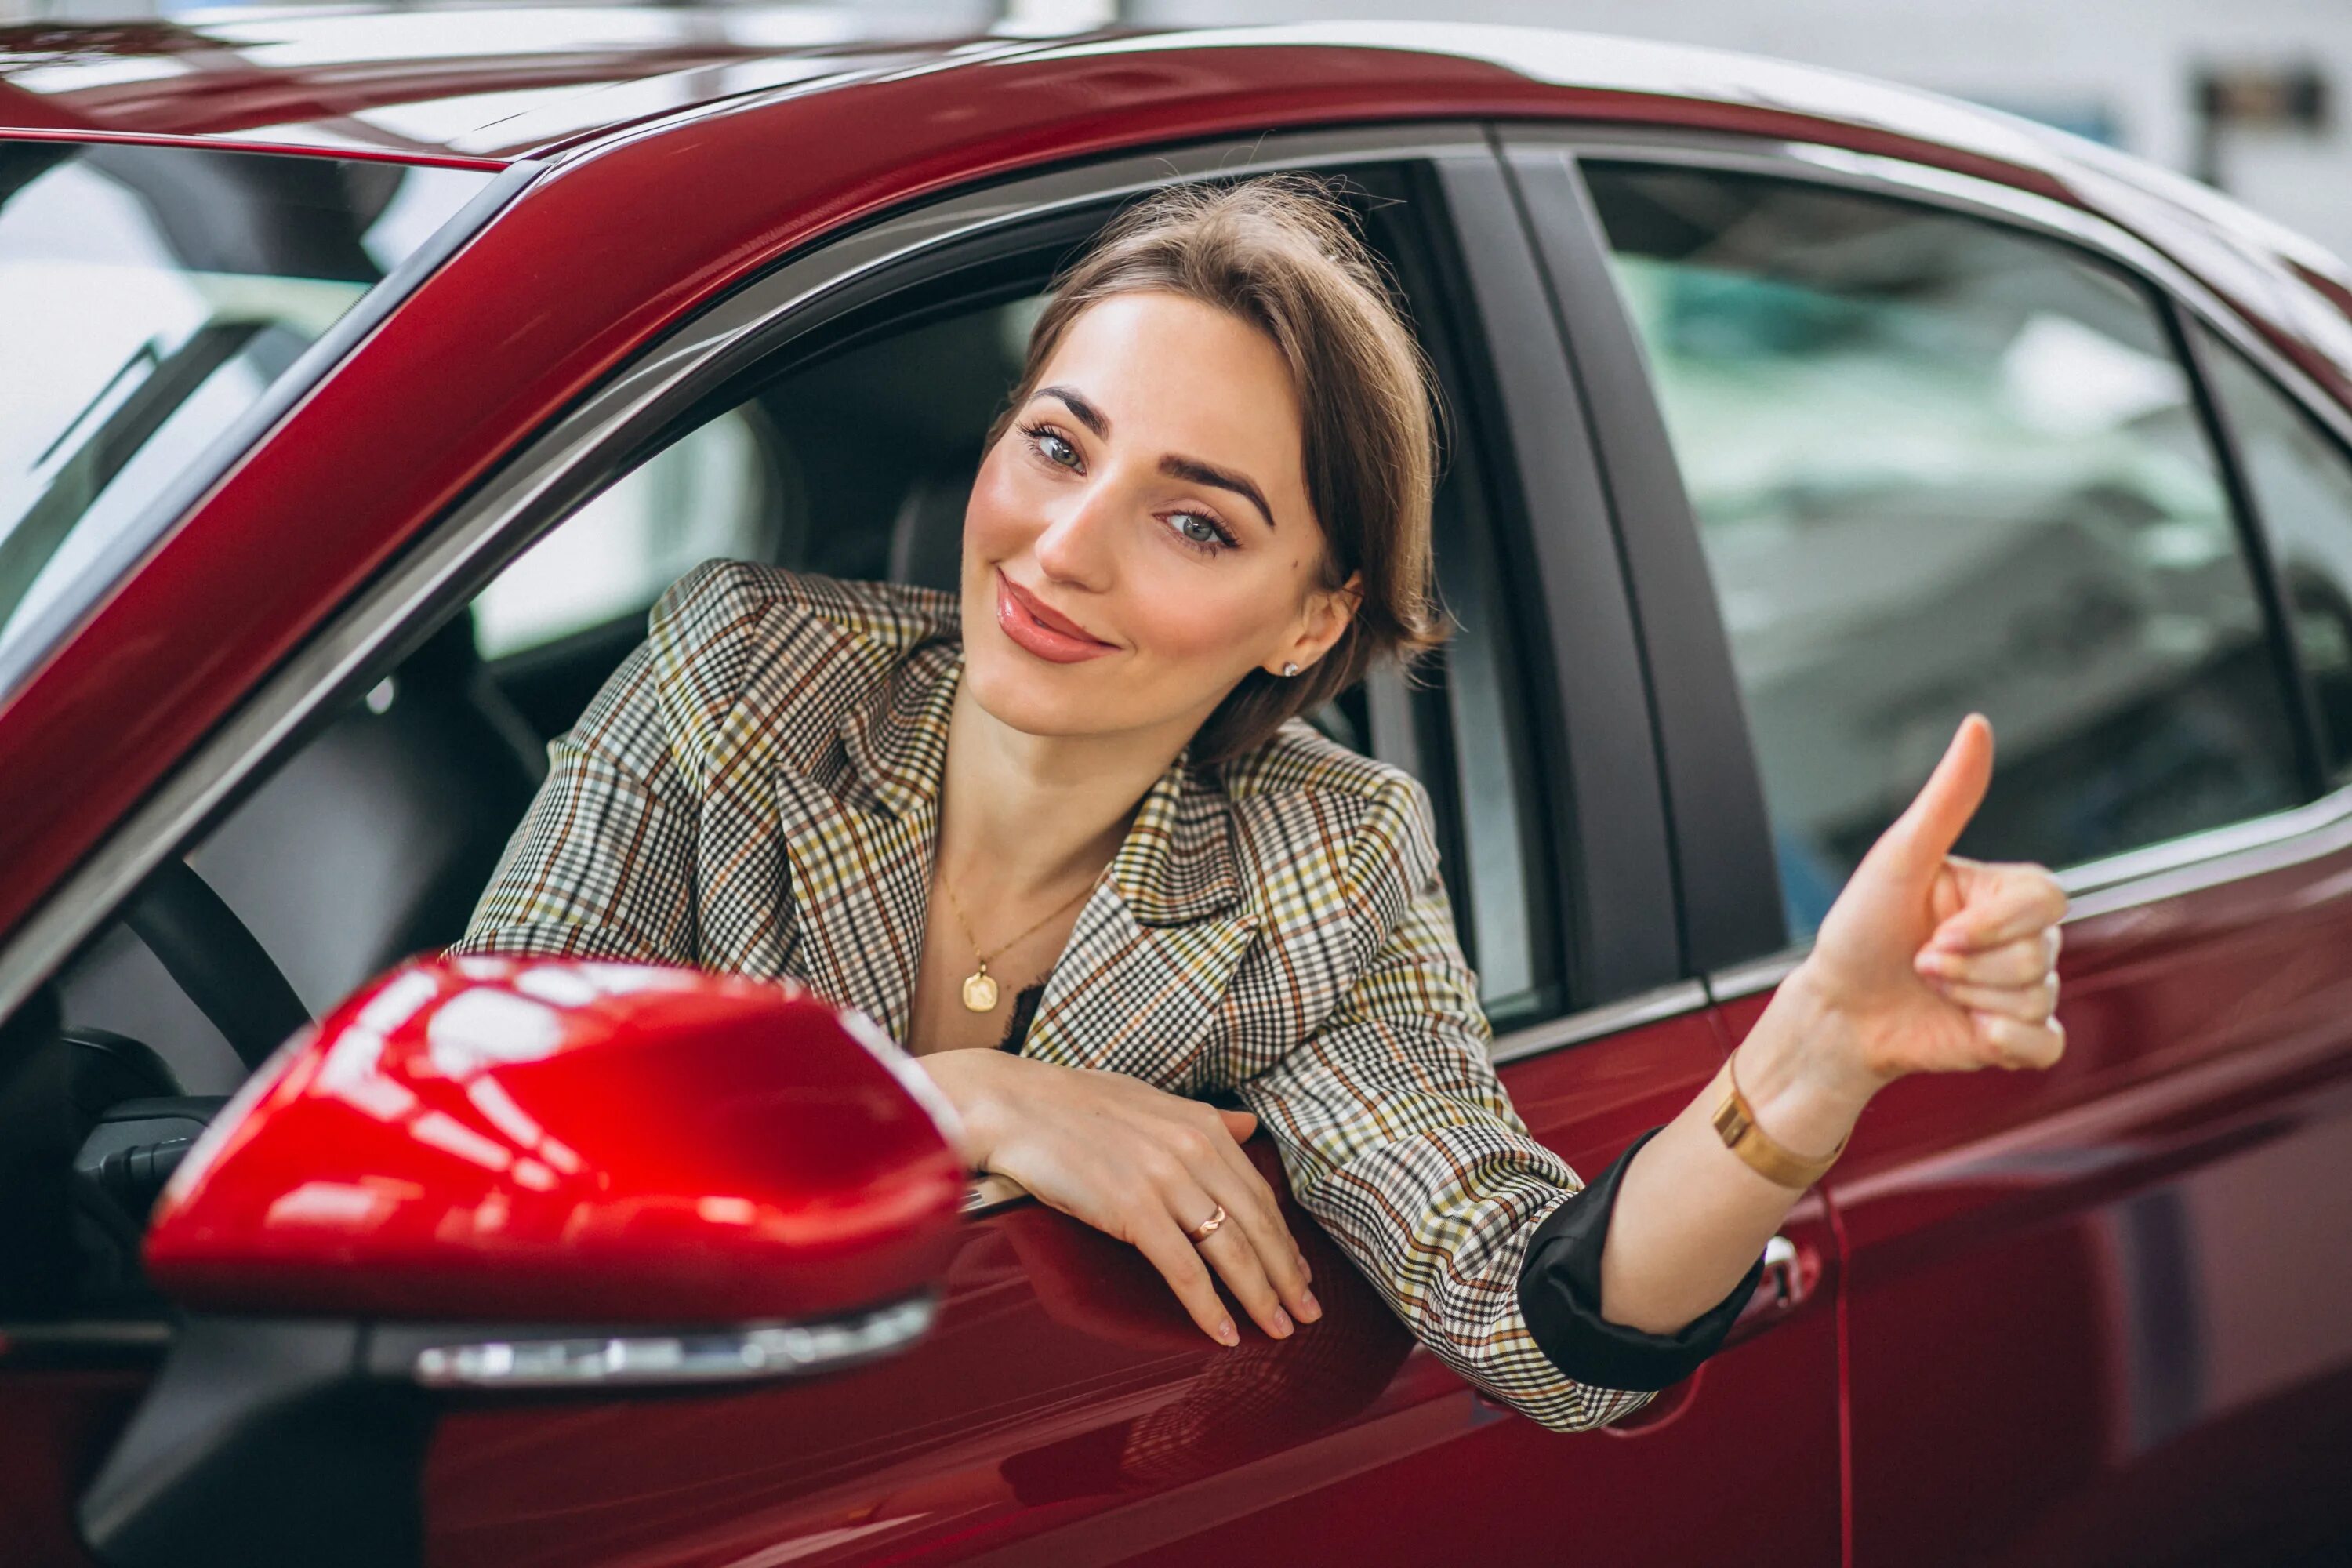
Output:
[50, 162, 1565, 1108]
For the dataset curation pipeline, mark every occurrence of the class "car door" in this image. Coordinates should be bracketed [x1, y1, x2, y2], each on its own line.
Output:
[1508, 127, 2352, 1564]
[361, 133, 1838, 1566]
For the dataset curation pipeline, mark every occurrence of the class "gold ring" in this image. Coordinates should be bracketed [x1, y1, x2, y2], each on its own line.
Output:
[1185, 1203, 1228, 1245]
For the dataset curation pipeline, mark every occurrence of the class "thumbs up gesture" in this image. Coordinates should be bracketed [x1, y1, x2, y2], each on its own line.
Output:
[1795, 713, 2070, 1092]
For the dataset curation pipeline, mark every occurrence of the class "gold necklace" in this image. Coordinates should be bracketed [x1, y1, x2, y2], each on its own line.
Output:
[939, 873, 1095, 1013]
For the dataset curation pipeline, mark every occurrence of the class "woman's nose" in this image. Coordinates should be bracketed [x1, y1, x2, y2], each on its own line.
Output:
[1032, 485, 1116, 592]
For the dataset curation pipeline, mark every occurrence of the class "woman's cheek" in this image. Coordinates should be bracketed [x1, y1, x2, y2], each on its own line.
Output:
[1123, 575, 1284, 677]
[961, 462, 1032, 561]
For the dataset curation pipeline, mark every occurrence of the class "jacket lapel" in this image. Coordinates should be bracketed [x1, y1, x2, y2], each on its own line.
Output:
[771, 632, 1260, 1084]
[771, 641, 959, 1042]
[1019, 754, 1261, 1091]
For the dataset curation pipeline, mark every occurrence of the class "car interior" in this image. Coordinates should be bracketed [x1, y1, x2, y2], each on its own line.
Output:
[1, 165, 1563, 1323]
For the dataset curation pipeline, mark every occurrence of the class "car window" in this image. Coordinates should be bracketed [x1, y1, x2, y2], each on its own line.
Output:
[2194, 325, 2352, 788]
[470, 171, 1562, 1025]
[1423, 485, 1560, 1029]
[474, 406, 786, 660]
[55, 164, 1561, 1098]
[0, 143, 492, 695]
[1583, 164, 2306, 938]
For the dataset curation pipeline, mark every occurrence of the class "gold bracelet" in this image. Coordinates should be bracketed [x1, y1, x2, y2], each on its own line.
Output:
[1711, 1049, 1850, 1189]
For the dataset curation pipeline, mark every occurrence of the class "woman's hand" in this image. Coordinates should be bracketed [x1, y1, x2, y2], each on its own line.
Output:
[1778, 713, 2069, 1111]
[916, 1050, 1321, 1347]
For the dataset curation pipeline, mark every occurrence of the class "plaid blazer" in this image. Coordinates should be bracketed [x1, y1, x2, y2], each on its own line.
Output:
[454, 561, 1653, 1432]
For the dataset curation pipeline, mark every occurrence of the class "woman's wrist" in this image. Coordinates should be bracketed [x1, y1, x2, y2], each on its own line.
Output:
[1733, 960, 1887, 1160]
[911, 1047, 1018, 1171]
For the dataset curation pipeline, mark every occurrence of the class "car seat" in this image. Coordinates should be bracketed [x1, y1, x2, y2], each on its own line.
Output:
[55, 609, 546, 1093]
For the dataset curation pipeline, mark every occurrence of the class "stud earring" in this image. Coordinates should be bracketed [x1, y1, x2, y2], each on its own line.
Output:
[1281, 661, 1300, 677]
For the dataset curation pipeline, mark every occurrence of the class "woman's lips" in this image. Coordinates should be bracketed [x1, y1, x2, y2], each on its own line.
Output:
[996, 571, 1118, 664]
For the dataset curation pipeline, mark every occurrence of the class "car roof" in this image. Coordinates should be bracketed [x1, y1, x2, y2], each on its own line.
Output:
[0, 4, 2194, 171]
[0, 2, 1034, 163]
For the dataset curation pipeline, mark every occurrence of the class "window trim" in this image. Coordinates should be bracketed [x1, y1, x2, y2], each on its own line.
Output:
[1501, 122, 2352, 987]
[2172, 297, 2334, 800]
[1, 125, 1597, 1039]
[2178, 306, 2352, 792]
[1499, 141, 1782, 979]
[1436, 151, 1682, 1008]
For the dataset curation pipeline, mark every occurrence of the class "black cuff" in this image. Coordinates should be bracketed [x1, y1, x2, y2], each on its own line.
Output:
[1515, 1124, 1765, 1392]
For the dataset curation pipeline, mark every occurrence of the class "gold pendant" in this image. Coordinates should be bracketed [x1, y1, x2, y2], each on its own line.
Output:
[961, 967, 1000, 1013]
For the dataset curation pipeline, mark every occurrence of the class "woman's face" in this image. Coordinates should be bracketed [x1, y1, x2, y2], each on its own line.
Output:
[959, 289, 1356, 751]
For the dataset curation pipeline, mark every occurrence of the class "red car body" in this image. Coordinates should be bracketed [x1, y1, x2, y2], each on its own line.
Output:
[4, 9, 2350, 1566]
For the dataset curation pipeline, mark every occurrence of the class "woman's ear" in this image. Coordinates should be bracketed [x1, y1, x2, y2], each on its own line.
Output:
[1267, 571, 1363, 677]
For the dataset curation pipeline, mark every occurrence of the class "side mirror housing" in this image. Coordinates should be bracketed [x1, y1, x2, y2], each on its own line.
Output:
[146, 953, 965, 1327]
[85, 956, 964, 1568]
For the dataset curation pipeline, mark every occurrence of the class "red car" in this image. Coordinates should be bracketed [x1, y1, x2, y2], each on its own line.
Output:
[5, 9, 2351, 1565]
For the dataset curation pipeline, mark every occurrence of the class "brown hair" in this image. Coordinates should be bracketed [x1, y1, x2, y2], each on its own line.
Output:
[984, 173, 1446, 764]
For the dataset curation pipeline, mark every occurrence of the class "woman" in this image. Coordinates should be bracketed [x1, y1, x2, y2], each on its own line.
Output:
[454, 176, 2067, 1432]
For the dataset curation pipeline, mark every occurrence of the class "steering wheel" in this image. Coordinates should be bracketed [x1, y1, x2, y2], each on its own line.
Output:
[122, 858, 312, 1073]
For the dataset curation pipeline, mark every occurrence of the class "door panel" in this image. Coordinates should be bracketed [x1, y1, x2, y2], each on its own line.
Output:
[420, 1011, 1840, 1567]
[1725, 837, 2352, 1565]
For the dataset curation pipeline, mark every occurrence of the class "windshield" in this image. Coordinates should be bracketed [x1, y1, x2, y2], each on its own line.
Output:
[0, 142, 496, 693]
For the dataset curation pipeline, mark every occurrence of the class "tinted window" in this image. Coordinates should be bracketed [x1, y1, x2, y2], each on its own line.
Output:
[0, 143, 491, 691]
[1585, 165, 2305, 938]
[2196, 325, 2352, 786]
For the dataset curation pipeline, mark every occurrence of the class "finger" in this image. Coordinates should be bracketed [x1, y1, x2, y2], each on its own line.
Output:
[1199, 1131, 1319, 1319]
[1871, 713, 1994, 878]
[1163, 1170, 1293, 1340]
[1208, 1103, 1314, 1290]
[1915, 931, 2053, 989]
[1929, 866, 2067, 953]
[1219, 1107, 1258, 1143]
[1970, 1009, 2066, 1071]
[1129, 1206, 1240, 1346]
[1929, 974, 2058, 1025]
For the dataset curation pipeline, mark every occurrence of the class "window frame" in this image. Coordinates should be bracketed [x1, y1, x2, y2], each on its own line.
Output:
[0, 124, 1675, 1065]
[1500, 122, 2352, 994]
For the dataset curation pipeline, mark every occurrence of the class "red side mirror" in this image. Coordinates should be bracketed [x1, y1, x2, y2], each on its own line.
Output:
[145, 955, 965, 1326]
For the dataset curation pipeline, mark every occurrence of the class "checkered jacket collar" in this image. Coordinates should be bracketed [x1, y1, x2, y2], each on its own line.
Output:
[828, 634, 1241, 928]
[776, 621, 1253, 1047]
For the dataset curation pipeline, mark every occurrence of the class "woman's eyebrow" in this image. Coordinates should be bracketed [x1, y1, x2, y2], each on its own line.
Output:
[1160, 455, 1275, 532]
[1040, 385, 1110, 438]
[1037, 383, 1276, 531]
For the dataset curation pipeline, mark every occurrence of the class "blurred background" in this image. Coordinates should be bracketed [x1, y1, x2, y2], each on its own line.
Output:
[5, 0, 2350, 258]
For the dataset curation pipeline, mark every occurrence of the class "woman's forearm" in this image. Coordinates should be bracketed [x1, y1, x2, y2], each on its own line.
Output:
[1593, 960, 1881, 1335]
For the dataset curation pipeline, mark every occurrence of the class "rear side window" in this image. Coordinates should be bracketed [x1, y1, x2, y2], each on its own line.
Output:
[0, 143, 491, 692]
[1584, 165, 2305, 937]
[2195, 325, 2352, 787]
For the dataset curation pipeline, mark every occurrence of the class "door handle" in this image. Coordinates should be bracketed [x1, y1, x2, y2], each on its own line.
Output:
[1723, 1232, 1818, 1349]
[1759, 1233, 1809, 1309]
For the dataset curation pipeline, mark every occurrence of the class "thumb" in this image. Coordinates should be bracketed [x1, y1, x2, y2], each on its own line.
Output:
[1219, 1106, 1259, 1144]
[1875, 713, 1994, 877]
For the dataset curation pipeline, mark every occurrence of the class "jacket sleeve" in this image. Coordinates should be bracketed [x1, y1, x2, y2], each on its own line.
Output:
[447, 565, 744, 964]
[1232, 775, 1742, 1432]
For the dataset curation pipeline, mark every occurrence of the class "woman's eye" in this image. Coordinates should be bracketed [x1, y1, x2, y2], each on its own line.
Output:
[1170, 513, 1230, 550]
[1030, 426, 1078, 467]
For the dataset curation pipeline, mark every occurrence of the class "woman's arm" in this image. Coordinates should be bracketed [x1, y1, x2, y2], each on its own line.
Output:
[1231, 772, 1660, 1432]
[1595, 713, 2067, 1333]
[920, 1048, 1323, 1348]
[449, 567, 745, 963]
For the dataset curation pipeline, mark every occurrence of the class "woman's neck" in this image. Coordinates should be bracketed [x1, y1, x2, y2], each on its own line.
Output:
[935, 676, 1189, 907]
